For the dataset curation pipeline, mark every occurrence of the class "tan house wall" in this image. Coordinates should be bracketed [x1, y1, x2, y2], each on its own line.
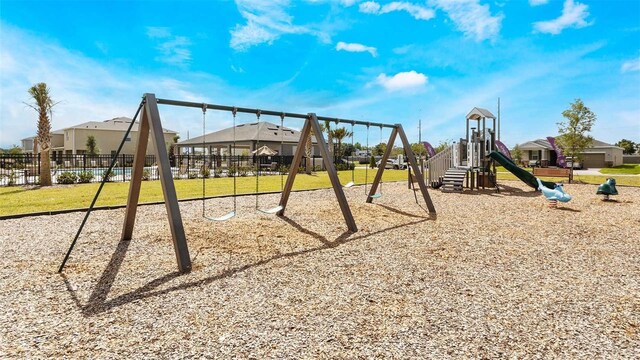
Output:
[64, 129, 175, 155]
[584, 147, 623, 167]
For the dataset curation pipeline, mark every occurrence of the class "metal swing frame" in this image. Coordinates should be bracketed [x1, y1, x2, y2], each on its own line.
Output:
[58, 93, 435, 274]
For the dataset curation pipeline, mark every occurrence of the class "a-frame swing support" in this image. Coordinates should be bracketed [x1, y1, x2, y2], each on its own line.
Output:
[123, 93, 192, 272]
[366, 124, 436, 214]
[276, 114, 358, 232]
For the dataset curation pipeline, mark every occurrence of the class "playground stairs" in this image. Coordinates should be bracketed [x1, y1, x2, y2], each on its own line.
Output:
[441, 168, 467, 192]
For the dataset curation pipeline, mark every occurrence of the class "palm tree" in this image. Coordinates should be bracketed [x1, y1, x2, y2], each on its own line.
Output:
[304, 128, 313, 174]
[321, 120, 333, 157]
[331, 127, 353, 157]
[26, 83, 56, 186]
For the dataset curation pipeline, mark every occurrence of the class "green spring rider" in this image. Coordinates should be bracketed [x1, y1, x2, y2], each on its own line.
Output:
[596, 178, 618, 201]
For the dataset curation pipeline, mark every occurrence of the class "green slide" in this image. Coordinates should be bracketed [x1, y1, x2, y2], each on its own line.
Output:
[488, 151, 556, 189]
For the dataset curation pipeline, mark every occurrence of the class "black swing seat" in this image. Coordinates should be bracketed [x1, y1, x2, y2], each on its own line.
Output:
[257, 205, 283, 215]
[205, 211, 236, 221]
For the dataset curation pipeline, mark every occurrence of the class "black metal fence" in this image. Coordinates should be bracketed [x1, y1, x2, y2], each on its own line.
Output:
[0, 153, 358, 186]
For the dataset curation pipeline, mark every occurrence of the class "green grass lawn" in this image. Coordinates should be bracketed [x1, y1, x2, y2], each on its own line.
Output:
[599, 164, 640, 175]
[2, 167, 637, 217]
[0, 169, 407, 216]
[497, 172, 640, 187]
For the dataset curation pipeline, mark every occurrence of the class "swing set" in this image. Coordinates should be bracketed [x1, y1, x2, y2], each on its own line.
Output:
[58, 93, 436, 274]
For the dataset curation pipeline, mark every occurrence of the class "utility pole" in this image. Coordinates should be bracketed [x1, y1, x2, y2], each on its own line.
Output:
[497, 97, 501, 141]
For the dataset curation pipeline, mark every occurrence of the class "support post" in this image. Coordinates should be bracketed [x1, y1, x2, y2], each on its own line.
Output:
[278, 114, 358, 232]
[367, 127, 396, 203]
[396, 124, 436, 214]
[121, 93, 191, 273]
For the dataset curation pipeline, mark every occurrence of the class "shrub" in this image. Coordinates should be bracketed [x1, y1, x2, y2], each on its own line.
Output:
[238, 166, 249, 177]
[1, 171, 17, 186]
[141, 169, 151, 181]
[369, 156, 376, 169]
[227, 165, 237, 177]
[57, 171, 78, 184]
[335, 163, 355, 171]
[77, 171, 94, 183]
[213, 167, 222, 178]
[200, 167, 210, 179]
[188, 172, 198, 179]
[278, 164, 290, 175]
[313, 165, 322, 171]
[102, 169, 115, 182]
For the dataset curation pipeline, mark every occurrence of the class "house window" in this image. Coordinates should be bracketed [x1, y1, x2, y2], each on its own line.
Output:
[125, 137, 131, 142]
[530, 150, 539, 160]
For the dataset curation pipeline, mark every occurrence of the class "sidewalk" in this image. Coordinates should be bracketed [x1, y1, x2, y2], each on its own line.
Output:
[573, 168, 639, 176]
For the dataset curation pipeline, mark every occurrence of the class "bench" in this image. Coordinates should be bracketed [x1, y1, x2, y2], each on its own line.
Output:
[533, 167, 571, 178]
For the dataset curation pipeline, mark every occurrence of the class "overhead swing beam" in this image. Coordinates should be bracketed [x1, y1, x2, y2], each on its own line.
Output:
[366, 124, 436, 215]
[155, 98, 397, 129]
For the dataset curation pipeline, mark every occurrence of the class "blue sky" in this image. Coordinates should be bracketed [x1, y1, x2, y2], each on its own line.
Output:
[1, 0, 639, 149]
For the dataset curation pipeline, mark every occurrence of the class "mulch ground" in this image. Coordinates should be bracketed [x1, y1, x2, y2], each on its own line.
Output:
[0, 180, 638, 358]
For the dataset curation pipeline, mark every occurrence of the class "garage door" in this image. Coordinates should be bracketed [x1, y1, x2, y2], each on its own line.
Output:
[582, 153, 605, 168]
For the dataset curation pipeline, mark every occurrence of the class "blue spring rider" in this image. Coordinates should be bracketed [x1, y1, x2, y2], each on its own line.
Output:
[536, 178, 572, 208]
[596, 178, 618, 201]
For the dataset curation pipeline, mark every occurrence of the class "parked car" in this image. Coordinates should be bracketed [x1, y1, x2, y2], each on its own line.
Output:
[565, 157, 582, 169]
[528, 160, 540, 168]
[375, 159, 406, 170]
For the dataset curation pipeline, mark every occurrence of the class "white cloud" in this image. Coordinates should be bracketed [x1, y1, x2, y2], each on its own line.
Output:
[336, 41, 378, 57]
[359, 1, 435, 21]
[533, 0, 592, 35]
[376, 71, 428, 91]
[359, 1, 381, 13]
[430, 0, 503, 42]
[230, 0, 328, 51]
[529, 0, 549, 6]
[621, 58, 640, 73]
[146, 27, 192, 66]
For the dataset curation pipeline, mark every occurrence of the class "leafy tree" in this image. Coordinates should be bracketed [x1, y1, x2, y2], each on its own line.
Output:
[511, 144, 523, 164]
[411, 143, 426, 158]
[373, 142, 386, 156]
[354, 142, 362, 150]
[26, 83, 57, 186]
[168, 135, 180, 166]
[615, 139, 636, 155]
[86, 135, 99, 156]
[434, 139, 452, 153]
[331, 126, 353, 157]
[343, 143, 356, 157]
[556, 98, 596, 178]
[7, 145, 23, 155]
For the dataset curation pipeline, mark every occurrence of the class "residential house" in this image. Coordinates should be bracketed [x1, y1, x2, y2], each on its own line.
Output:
[22, 117, 178, 160]
[177, 121, 320, 156]
[518, 138, 623, 168]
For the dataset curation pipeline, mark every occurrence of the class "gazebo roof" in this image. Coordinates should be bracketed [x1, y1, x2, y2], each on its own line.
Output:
[178, 121, 317, 146]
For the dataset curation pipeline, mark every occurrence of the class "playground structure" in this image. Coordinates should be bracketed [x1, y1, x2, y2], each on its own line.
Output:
[423, 107, 574, 206]
[426, 107, 499, 192]
[58, 93, 436, 274]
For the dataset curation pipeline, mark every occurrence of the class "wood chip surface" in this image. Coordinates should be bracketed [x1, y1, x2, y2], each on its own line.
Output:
[1, 180, 638, 358]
